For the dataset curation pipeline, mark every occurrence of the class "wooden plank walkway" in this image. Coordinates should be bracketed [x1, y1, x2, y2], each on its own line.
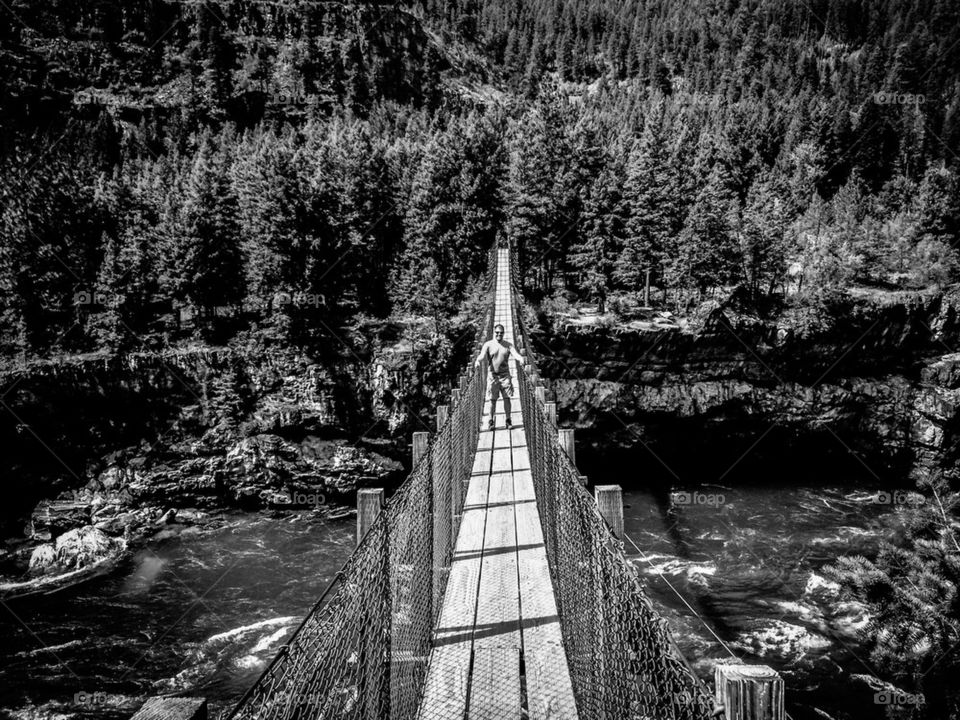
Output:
[417, 249, 579, 720]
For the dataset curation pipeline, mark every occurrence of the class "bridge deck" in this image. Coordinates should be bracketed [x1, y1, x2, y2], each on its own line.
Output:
[417, 250, 579, 720]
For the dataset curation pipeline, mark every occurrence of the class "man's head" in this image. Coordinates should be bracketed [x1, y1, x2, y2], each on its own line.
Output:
[494, 324, 505, 340]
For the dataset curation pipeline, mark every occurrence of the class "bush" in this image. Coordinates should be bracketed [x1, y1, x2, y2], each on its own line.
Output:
[911, 236, 959, 288]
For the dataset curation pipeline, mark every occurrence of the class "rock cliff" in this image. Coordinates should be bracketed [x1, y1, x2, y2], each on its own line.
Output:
[0, 319, 472, 584]
[532, 290, 960, 486]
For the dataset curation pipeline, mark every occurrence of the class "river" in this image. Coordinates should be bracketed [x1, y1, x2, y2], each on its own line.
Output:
[1, 481, 897, 720]
[1, 513, 356, 719]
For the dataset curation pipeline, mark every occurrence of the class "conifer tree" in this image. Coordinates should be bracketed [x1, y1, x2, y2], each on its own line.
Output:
[570, 153, 625, 312]
[670, 163, 741, 296]
[741, 171, 790, 299]
[616, 106, 681, 294]
[178, 138, 244, 332]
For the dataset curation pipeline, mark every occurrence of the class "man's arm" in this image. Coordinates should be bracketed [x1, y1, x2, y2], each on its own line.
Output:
[473, 340, 489, 369]
[508, 341, 525, 366]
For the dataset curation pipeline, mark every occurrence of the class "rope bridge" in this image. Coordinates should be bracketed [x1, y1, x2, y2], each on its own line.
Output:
[224, 244, 720, 720]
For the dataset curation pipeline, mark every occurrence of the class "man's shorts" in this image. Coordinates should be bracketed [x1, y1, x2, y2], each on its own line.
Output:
[490, 372, 514, 399]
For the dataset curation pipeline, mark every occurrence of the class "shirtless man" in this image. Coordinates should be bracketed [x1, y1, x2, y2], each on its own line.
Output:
[474, 324, 525, 429]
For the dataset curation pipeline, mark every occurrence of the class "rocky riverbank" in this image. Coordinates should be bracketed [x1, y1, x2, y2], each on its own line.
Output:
[531, 288, 960, 486]
[0, 318, 470, 593]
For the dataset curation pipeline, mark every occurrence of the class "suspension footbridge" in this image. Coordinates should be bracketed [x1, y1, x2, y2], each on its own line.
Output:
[208, 245, 783, 720]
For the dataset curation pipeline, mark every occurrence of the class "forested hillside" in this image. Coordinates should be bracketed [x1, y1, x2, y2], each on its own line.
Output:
[2, 0, 960, 353]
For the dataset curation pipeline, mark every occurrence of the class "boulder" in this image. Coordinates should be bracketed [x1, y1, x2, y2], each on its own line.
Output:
[28, 543, 57, 573]
[54, 526, 120, 571]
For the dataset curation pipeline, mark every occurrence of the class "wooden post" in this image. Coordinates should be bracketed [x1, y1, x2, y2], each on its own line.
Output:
[450, 388, 463, 537]
[357, 488, 384, 546]
[644, 268, 651, 306]
[131, 698, 206, 720]
[558, 428, 575, 466]
[437, 404, 448, 432]
[714, 664, 784, 720]
[459, 374, 467, 395]
[412, 431, 429, 468]
[579, 475, 588, 487]
[545, 401, 557, 425]
[534, 385, 546, 405]
[594, 485, 623, 541]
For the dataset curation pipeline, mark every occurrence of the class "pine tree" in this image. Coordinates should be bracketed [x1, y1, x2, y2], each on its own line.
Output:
[393, 134, 461, 324]
[616, 106, 681, 294]
[91, 223, 156, 350]
[174, 135, 245, 335]
[570, 153, 625, 312]
[741, 171, 790, 298]
[505, 107, 560, 292]
[232, 131, 306, 338]
[671, 163, 740, 296]
[335, 124, 398, 317]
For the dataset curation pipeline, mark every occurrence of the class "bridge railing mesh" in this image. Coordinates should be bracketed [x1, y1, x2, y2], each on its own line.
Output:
[510, 254, 714, 720]
[225, 256, 496, 720]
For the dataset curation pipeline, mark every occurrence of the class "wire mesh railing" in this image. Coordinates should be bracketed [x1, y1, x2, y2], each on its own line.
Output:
[509, 243, 715, 720]
[224, 255, 496, 720]
[227, 239, 712, 720]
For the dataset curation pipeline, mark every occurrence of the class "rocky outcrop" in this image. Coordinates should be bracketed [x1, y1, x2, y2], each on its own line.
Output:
[534, 289, 960, 484]
[0, 319, 473, 585]
[28, 526, 122, 575]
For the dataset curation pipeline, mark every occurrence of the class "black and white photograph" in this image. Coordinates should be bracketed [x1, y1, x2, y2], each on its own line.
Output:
[1, 1, 960, 719]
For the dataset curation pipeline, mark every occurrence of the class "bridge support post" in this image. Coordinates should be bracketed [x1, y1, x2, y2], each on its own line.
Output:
[450, 387, 464, 539]
[357, 488, 384, 546]
[714, 664, 784, 720]
[594, 485, 623, 542]
[534, 385, 546, 405]
[545, 401, 557, 425]
[433, 407, 451, 614]
[413, 431, 430, 468]
[558, 428, 576, 466]
[579, 474, 588, 487]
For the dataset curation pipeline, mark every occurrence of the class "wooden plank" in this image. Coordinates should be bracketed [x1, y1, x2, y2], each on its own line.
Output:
[491, 446, 512, 474]
[472, 471, 519, 652]
[418, 465, 491, 720]
[511, 444, 530, 472]
[468, 648, 521, 720]
[493, 427, 513, 449]
[472, 449, 493, 476]
[524, 643, 579, 720]
[513, 463, 580, 720]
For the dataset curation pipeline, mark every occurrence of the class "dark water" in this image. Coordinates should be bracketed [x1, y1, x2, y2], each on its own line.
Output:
[1, 484, 900, 720]
[0, 513, 354, 719]
[623, 483, 898, 720]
